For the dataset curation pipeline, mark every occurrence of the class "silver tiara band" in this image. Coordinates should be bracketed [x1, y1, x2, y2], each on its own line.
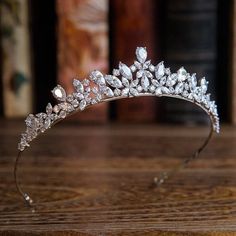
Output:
[15, 47, 220, 206]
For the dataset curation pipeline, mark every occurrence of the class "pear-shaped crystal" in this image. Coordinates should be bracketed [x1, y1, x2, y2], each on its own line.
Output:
[52, 85, 66, 101]
[136, 47, 147, 63]
[155, 62, 165, 78]
[46, 103, 53, 114]
[119, 62, 132, 79]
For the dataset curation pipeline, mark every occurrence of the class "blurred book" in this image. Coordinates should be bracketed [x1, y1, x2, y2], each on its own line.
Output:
[56, 0, 109, 123]
[231, 0, 236, 124]
[162, 0, 218, 124]
[110, 0, 162, 123]
[0, 0, 32, 117]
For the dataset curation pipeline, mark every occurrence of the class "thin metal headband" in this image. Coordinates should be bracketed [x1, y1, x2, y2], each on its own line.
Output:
[15, 47, 220, 206]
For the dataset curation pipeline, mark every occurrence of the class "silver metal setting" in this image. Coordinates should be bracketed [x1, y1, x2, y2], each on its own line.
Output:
[15, 47, 220, 206]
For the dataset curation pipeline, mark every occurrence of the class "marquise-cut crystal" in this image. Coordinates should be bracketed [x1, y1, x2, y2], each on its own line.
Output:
[175, 82, 184, 94]
[73, 79, 84, 93]
[46, 103, 53, 114]
[105, 75, 122, 88]
[119, 62, 132, 79]
[104, 87, 114, 97]
[155, 62, 165, 78]
[79, 100, 86, 110]
[141, 76, 150, 90]
[136, 47, 147, 63]
[52, 85, 66, 101]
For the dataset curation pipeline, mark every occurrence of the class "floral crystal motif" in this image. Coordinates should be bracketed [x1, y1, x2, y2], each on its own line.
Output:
[18, 47, 220, 151]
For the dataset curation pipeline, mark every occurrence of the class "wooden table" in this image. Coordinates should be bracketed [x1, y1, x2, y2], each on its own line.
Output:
[0, 120, 236, 235]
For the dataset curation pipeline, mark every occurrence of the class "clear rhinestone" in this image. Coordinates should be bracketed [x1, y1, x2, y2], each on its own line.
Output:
[79, 100, 86, 110]
[162, 87, 170, 94]
[155, 87, 162, 95]
[149, 64, 155, 71]
[177, 67, 187, 82]
[155, 62, 165, 78]
[141, 76, 150, 91]
[121, 88, 129, 96]
[122, 77, 130, 87]
[44, 117, 51, 129]
[59, 110, 66, 119]
[71, 99, 79, 107]
[114, 88, 121, 96]
[105, 75, 122, 88]
[160, 76, 166, 86]
[130, 88, 139, 96]
[136, 47, 147, 63]
[46, 103, 53, 114]
[82, 79, 90, 86]
[113, 69, 120, 76]
[104, 87, 114, 97]
[25, 114, 38, 129]
[52, 85, 66, 101]
[119, 62, 132, 79]
[137, 85, 143, 92]
[175, 83, 184, 94]
[130, 65, 136, 72]
[149, 85, 155, 92]
[53, 105, 60, 113]
[73, 79, 84, 93]
[130, 79, 139, 87]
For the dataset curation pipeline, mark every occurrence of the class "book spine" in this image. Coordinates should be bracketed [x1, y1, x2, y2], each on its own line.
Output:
[232, 0, 236, 124]
[162, 0, 218, 124]
[110, 0, 161, 123]
[1, 0, 32, 117]
[56, 0, 109, 123]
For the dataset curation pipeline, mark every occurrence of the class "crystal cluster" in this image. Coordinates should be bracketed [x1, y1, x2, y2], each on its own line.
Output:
[18, 47, 220, 151]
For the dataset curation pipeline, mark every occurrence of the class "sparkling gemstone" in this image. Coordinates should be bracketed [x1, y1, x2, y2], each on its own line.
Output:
[136, 47, 147, 63]
[177, 67, 187, 82]
[52, 85, 66, 101]
[53, 105, 60, 113]
[113, 69, 120, 76]
[114, 88, 121, 96]
[105, 75, 122, 88]
[155, 62, 165, 78]
[137, 85, 143, 92]
[90, 70, 103, 81]
[160, 76, 166, 86]
[79, 100, 86, 110]
[82, 79, 90, 86]
[130, 79, 139, 87]
[130, 65, 136, 72]
[119, 62, 132, 79]
[71, 99, 79, 107]
[44, 117, 51, 129]
[122, 77, 129, 87]
[136, 70, 144, 79]
[130, 88, 139, 96]
[25, 114, 38, 129]
[155, 87, 162, 95]
[134, 61, 142, 69]
[59, 110, 66, 119]
[162, 87, 170, 94]
[104, 87, 114, 97]
[189, 74, 197, 90]
[149, 85, 155, 92]
[73, 79, 84, 93]
[121, 88, 129, 96]
[149, 64, 155, 71]
[151, 79, 159, 86]
[141, 76, 150, 91]
[175, 82, 184, 94]
[46, 103, 53, 114]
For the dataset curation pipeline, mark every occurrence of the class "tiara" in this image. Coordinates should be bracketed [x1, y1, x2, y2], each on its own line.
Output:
[15, 47, 220, 206]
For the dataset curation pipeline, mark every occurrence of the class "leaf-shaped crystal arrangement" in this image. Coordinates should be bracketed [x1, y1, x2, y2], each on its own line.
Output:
[18, 47, 219, 151]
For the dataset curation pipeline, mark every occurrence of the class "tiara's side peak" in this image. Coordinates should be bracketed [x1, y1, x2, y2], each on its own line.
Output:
[18, 46, 220, 151]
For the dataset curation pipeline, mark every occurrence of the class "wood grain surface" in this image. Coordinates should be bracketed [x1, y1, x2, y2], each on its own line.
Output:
[0, 120, 236, 235]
